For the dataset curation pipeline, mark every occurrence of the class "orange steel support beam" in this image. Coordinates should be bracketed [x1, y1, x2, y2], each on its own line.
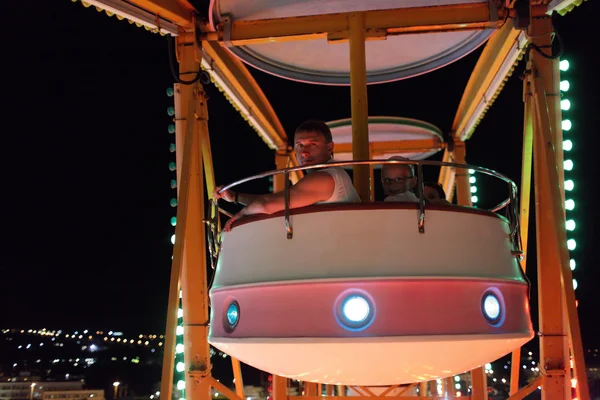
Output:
[127, 0, 194, 29]
[201, 41, 288, 150]
[452, 20, 525, 140]
[470, 368, 487, 400]
[509, 79, 534, 396]
[454, 144, 483, 400]
[529, 16, 589, 398]
[334, 139, 444, 156]
[212, 3, 504, 46]
[273, 375, 288, 400]
[452, 142, 472, 206]
[166, 40, 212, 400]
[437, 149, 456, 202]
[348, 13, 371, 201]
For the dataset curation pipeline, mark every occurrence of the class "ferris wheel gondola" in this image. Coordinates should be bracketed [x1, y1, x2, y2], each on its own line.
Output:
[208, 160, 533, 386]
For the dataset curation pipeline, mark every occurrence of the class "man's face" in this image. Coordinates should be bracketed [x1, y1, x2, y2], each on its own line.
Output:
[381, 165, 416, 196]
[294, 131, 333, 166]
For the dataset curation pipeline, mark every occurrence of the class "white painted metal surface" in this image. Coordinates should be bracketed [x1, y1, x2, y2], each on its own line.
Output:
[210, 0, 493, 85]
[327, 117, 444, 161]
[210, 333, 533, 385]
[213, 207, 522, 289]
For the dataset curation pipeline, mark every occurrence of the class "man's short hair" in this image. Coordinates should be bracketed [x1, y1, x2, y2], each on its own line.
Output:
[382, 155, 414, 177]
[295, 120, 333, 143]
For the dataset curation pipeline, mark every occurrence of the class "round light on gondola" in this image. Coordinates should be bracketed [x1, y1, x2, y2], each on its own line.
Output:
[224, 300, 240, 332]
[342, 296, 370, 323]
[335, 291, 375, 331]
[481, 289, 505, 327]
[483, 295, 500, 320]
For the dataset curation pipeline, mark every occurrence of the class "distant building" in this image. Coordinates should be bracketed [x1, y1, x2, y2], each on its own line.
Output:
[43, 390, 104, 400]
[0, 381, 84, 400]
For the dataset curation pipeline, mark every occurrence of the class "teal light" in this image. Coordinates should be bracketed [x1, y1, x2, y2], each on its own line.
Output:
[167, 106, 175, 116]
[470, 186, 477, 193]
[567, 239, 576, 250]
[171, 179, 177, 189]
[170, 143, 176, 152]
[562, 119, 572, 131]
[168, 124, 176, 134]
[166, 87, 174, 97]
[566, 219, 576, 231]
[570, 259, 576, 270]
[560, 80, 570, 92]
[169, 162, 177, 171]
[471, 196, 478, 203]
[563, 140, 573, 151]
[171, 217, 177, 226]
[559, 60, 570, 71]
[564, 160, 573, 171]
[561, 99, 571, 111]
[564, 180, 574, 191]
[565, 199, 575, 210]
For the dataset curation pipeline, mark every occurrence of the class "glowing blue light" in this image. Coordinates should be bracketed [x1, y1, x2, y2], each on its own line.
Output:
[483, 294, 500, 321]
[226, 302, 240, 327]
[342, 296, 370, 323]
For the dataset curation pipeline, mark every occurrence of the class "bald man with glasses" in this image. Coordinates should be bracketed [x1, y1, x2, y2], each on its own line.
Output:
[381, 156, 419, 203]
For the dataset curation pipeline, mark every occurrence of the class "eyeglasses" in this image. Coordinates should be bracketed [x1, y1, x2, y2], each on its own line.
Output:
[382, 176, 413, 184]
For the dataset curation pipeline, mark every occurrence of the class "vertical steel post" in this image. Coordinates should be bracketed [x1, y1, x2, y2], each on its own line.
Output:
[348, 12, 371, 201]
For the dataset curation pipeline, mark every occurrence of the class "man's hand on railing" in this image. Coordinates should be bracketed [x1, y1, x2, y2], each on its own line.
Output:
[213, 185, 236, 202]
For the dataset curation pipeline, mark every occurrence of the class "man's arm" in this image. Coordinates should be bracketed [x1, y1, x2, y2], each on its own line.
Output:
[223, 172, 335, 231]
[212, 186, 261, 205]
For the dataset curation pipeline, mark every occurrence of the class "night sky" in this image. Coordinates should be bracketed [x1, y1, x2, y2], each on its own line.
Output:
[2, 0, 599, 348]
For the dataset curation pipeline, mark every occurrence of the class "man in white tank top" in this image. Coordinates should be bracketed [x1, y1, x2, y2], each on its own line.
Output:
[214, 120, 360, 231]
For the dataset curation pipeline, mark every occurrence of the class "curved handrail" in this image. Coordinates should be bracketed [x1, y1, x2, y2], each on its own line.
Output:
[211, 159, 521, 261]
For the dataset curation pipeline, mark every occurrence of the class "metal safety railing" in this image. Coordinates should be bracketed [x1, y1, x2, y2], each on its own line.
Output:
[206, 159, 522, 270]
